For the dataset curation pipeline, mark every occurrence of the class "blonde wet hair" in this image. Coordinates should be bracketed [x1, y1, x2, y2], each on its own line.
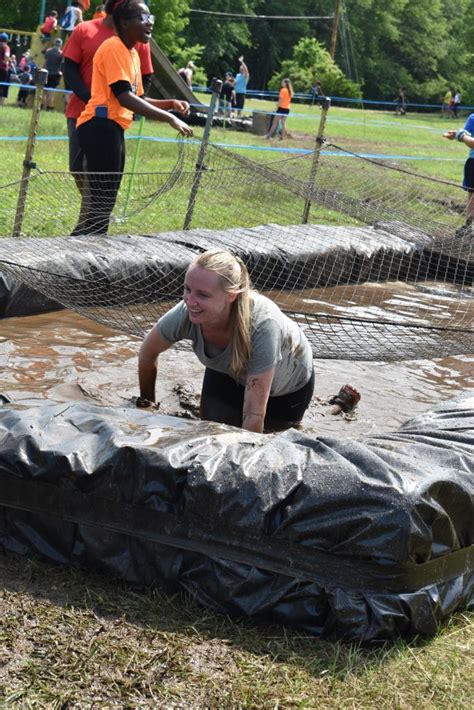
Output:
[190, 249, 252, 377]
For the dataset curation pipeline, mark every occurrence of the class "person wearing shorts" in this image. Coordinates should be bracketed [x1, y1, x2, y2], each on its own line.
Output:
[266, 78, 293, 140]
[138, 250, 315, 433]
[43, 39, 64, 110]
[444, 113, 474, 237]
[0, 33, 11, 107]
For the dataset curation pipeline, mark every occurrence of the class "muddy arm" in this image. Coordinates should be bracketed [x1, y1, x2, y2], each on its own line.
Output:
[138, 328, 173, 403]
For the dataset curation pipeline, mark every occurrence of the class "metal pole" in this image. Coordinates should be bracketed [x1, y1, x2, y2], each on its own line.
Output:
[302, 97, 330, 225]
[330, 0, 342, 59]
[12, 69, 48, 238]
[122, 116, 145, 217]
[39, 0, 47, 25]
[183, 78, 222, 230]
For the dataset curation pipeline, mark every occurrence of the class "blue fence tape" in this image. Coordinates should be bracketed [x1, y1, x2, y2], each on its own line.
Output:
[2, 79, 474, 112]
[0, 133, 464, 161]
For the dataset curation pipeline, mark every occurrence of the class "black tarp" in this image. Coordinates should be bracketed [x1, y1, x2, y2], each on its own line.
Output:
[0, 224, 435, 318]
[0, 393, 472, 642]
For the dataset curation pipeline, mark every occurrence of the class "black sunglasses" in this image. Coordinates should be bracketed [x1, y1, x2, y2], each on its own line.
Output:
[127, 12, 155, 23]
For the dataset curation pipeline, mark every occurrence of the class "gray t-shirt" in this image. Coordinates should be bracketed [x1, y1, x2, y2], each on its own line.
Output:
[157, 293, 313, 397]
[44, 47, 63, 75]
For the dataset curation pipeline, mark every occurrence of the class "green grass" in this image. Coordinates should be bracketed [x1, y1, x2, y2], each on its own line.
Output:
[0, 94, 468, 237]
[1, 554, 473, 708]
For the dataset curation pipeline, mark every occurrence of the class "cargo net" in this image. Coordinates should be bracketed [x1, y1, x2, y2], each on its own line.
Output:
[0, 138, 472, 360]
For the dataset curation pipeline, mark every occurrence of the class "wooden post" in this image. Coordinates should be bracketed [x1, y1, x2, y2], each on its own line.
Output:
[183, 78, 222, 231]
[302, 97, 330, 225]
[12, 68, 48, 238]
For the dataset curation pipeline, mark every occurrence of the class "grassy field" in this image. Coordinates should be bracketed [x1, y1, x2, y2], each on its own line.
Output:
[1, 94, 473, 706]
[0, 93, 469, 237]
[1, 554, 473, 708]
[0, 91, 468, 181]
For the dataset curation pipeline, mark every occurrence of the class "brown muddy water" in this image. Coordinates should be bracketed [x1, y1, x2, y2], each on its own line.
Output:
[0, 282, 472, 437]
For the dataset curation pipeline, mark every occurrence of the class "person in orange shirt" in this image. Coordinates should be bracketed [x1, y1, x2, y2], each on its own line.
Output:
[266, 78, 293, 140]
[73, 0, 192, 236]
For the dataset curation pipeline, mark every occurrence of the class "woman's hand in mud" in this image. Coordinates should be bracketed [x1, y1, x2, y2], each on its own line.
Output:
[135, 396, 160, 410]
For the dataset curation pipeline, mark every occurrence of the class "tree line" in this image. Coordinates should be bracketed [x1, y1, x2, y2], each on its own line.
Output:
[1, 0, 473, 104]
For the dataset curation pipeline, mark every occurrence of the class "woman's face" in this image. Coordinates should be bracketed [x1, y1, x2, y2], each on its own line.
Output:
[184, 266, 237, 329]
[122, 2, 154, 44]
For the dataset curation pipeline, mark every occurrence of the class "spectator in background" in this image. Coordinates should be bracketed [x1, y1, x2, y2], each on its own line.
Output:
[19, 50, 31, 71]
[63, 0, 153, 229]
[16, 64, 33, 107]
[40, 10, 59, 41]
[394, 86, 406, 115]
[93, 4, 107, 20]
[60, 2, 84, 38]
[443, 114, 474, 238]
[8, 55, 18, 81]
[218, 72, 236, 118]
[451, 90, 461, 119]
[0, 33, 11, 107]
[310, 79, 324, 106]
[442, 88, 453, 117]
[234, 56, 249, 112]
[43, 38, 63, 111]
[266, 78, 293, 140]
[178, 61, 195, 89]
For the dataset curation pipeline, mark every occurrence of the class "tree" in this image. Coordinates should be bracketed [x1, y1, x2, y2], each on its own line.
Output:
[184, 0, 257, 81]
[0, 0, 40, 31]
[268, 36, 361, 98]
[148, 0, 190, 57]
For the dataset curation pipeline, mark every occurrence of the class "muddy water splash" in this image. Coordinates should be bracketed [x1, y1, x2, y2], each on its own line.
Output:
[0, 282, 472, 437]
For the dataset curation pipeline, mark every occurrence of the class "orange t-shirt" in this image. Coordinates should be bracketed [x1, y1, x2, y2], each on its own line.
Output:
[76, 35, 143, 131]
[63, 19, 153, 120]
[279, 87, 292, 110]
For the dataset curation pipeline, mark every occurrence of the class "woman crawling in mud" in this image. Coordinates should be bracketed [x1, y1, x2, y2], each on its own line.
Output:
[137, 249, 315, 433]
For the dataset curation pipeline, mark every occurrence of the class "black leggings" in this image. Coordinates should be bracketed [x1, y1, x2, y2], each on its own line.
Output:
[74, 117, 125, 235]
[200, 368, 315, 431]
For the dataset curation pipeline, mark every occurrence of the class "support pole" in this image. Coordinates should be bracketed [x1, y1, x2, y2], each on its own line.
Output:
[330, 0, 342, 59]
[39, 0, 47, 25]
[123, 116, 145, 217]
[13, 68, 48, 238]
[302, 97, 330, 225]
[183, 78, 222, 231]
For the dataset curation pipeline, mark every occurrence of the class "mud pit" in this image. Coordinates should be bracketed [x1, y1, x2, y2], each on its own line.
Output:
[0, 281, 472, 436]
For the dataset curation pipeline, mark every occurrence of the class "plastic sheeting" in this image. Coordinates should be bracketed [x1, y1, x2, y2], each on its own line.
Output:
[0, 393, 473, 642]
[0, 223, 442, 318]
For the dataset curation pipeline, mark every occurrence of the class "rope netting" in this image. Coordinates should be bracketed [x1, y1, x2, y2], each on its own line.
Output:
[0, 138, 472, 360]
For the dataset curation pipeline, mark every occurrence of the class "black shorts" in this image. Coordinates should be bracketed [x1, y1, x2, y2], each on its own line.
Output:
[200, 367, 315, 431]
[463, 157, 474, 192]
[67, 117, 87, 172]
[276, 107, 290, 115]
[46, 73, 61, 89]
[234, 93, 245, 110]
[0, 68, 9, 98]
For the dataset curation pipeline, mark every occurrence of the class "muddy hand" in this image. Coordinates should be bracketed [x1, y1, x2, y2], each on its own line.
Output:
[135, 396, 160, 410]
